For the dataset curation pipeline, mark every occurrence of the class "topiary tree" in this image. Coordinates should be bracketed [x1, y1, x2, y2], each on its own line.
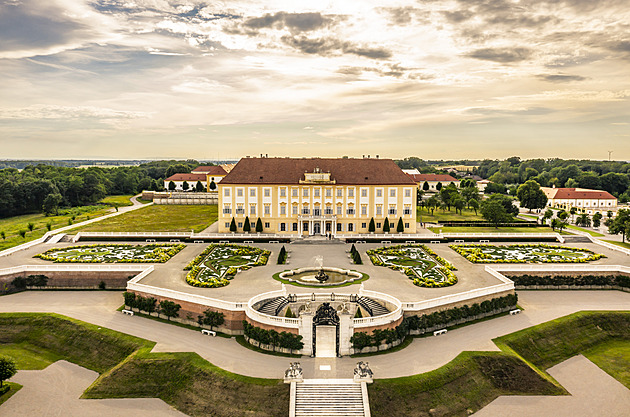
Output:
[209, 181, 217, 191]
[255, 217, 263, 233]
[202, 309, 225, 331]
[423, 181, 430, 192]
[436, 182, 443, 191]
[383, 218, 390, 233]
[0, 356, 17, 388]
[0, 231, 5, 240]
[195, 181, 205, 192]
[159, 300, 181, 321]
[230, 217, 237, 232]
[243, 216, 251, 232]
[368, 217, 376, 233]
[18, 230, 26, 238]
[182, 181, 189, 191]
[168, 181, 176, 191]
[396, 217, 404, 233]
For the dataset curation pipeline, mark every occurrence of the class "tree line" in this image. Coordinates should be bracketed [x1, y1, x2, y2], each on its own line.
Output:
[0, 160, 204, 218]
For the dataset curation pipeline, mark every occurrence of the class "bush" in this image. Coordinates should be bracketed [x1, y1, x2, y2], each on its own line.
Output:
[277, 246, 287, 264]
[509, 274, 630, 288]
[242, 321, 304, 351]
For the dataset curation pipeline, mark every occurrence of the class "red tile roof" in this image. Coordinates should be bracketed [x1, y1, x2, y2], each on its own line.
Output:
[220, 157, 416, 185]
[407, 173, 459, 183]
[550, 188, 616, 200]
[192, 166, 227, 175]
[164, 173, 207, 182]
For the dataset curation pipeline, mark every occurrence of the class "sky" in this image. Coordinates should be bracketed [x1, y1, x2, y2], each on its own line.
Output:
[0, 0, 629, 161]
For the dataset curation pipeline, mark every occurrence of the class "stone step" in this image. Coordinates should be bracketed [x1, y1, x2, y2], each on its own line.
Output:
[292, 379, 369, 417]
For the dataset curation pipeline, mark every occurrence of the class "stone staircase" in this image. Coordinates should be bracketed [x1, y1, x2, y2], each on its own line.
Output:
[562, 235, 593, 243]
[357, 297, 389, 317]
[254, 296, 289, 316]
[292, 379, 369, 417]
[292, 236, 346, 244]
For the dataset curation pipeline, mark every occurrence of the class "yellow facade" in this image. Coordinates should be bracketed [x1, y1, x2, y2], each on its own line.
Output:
[218, 181, 417, 235]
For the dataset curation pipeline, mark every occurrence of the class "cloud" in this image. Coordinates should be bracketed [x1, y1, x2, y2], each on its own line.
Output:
[442, 10, 474, 24]
[465, 47, 533, 63]
[244, 12, 332, 32]
[537, 73, 587, 83]
[0, 105, 150, 124]
[378, 7, 427, 26]
[281, 36, 392, 59]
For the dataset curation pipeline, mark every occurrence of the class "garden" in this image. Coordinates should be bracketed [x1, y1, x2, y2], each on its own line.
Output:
[450, 243, 605, 263]
[35, 243, 186, 263]
[184, 244, 270, 288]
[367, 244, 457, 287]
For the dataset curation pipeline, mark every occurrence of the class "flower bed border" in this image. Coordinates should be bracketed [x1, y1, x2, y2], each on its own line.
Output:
[35, 243, 186, 263]
[449, 243, 605, 264]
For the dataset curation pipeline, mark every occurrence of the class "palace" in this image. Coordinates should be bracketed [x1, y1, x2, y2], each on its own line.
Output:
[218, 157, 417, 235]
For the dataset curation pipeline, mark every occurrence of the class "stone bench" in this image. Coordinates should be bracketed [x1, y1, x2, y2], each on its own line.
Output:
[433, 329, 447, 336]
[194, 240, 204, 243]
[201, 329, 216, 336]
[146, 239, 156, 242]
[122, 309, 134, 316]
[381, 240, 391, 244]
[406, 241, 415, 244]
[244, 240, 254, 244]
[170, 239, 181, 242]
[430, 240, 441, 244]
[454, 239, 464, 243]
[509, 309, 521, 315]
[480, 239, 490, 243]
[219, 240, 229, 244]
[269, 240, 279, 244]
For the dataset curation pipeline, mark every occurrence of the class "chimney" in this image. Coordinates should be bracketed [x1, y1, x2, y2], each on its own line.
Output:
[376, 155, 379, 159]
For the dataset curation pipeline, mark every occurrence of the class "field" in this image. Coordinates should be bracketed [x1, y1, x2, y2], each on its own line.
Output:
[417, 208, 484, 222]
[0, 313, 289, 417]
[99, 195, 134, 207]
[432, 226, 562, 234]
[450, 243, 604, 263]
[35, 243, 186, 263]
[76, 204, 218, 233]
[0, 205, 114, 252]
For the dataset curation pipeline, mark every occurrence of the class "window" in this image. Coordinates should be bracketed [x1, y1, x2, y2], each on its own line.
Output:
[325, 207, 333, 215]
[225, 222, 230, 228]
[361, 222, 367, 228]
[264, 188, 270, 197]
[337, 206, 342, 215]
[292, 205, 298, 215]
[404, 206, 411, 215]
[224, 188, 230, 197]
[405, 189, 411, 197]
[280, 205, 286, 215]
[292, 223, 298, 231]
[376, 222, 381, 228]
[361, 206, 367, 215]
[314, 207, 321, 216]
[326, 189, 332, 197]
[303, 223, 309, 231]
[236, 205, 244, 215]
[264, 222, 270, 228]
[251, 222, 255, 228]
[280, 223, 286, 231]
[376, 189, 382, 197]
[337, 189, 343, 197]
[303, 188, 309, 197]
[314, 188, 320, 197]
[347, 208, 355, 215]
[223, 205, 231, 214]
[376, 205, 382, 216]
[238, 222, 243, 228]
[337, 223, 342, 232]
[250, 205, 256, 215]
[361, 189, 367, 197]
[390, 189, 396, 197]
[405, 223, 410, 228]
[348, 188, 354, 197]
[264, 205, 270, 215]
[237, 188, 243, 197]
[292, 188, 298, 197]
[348, 223, 354, 232]
[389, 206, 397, 215]
[280, 188, 286, 197]
[250, 189, 256, 197]
[302, 207, 310, 215]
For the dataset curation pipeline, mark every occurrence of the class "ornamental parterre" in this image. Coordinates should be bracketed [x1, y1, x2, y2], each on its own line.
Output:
[184, 243, 270, 288]
[367, 244, 458, 288]
[35, 243, 186, 263]
[449, 243, 606, 264]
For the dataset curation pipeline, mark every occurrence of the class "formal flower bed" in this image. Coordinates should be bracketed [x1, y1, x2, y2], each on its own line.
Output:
[450, 243, 605, 263]
[35, 243, 186, 263]
[367, 244, 457, 288]
[184, 243, 270, 288]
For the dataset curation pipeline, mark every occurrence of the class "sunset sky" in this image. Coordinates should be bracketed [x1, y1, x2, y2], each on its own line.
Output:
[1, 0, 629, 160]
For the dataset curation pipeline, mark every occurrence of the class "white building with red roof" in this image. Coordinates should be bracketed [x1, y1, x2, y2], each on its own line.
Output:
[541, 187, 618, 214]
[406, 173, 460, 192]
[163, 173, 208, 191]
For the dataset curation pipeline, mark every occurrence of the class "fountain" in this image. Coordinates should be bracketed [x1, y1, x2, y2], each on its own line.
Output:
[315, 268, 329, 283]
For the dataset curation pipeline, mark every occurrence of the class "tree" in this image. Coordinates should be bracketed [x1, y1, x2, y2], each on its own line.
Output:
[452, 196, 465, 215]
[469, 199, 479, 215]
[606, 209, 630, 242]
[202, 309, 225, 331]
[516, 180, 548, 212]
[243, 216, 251, 232]
[144, 297, 157, 315]
[0, 231, 5, 240]
[159, 300, 181, 321]
[0, 356, 17, 388]
[383, 218, 390, 233]
[436, 182, 443, 191]
[182, 181, 189, 191]
[593, 212, 602, 228]
[422, 181, 430, 192]
[576, 213, 591, 227]
[27, 222, 34, 232]
[255, 217, 263, 233]
[461, 186, 480, 206]
[368, 217, 376, 233]
[18, 230, 26, 238]
[551, 218, 567, 232]
[230, 217, 237, 232]
[543, 208, 554, 225]
[42, 192, 63, 216]
[480, 199, 511, 228]
[569, 207, 578, 223]
[168, 181, 176, 191]
[426, 196, 439, 215]
[439, 184, 459, 210]
[195, 181, 205, 192]
[209, 181, 217, 191]
[396, 217, 404, 233]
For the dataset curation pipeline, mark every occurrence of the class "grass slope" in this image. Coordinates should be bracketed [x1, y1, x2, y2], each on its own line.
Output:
[565, 224, 605, 237]
[603, 240, 630, 250]
[433, 226, 559, 234]
[584, 340, 630, 389]
[76, 204, 218, 233]
[99, 195, 134, 207]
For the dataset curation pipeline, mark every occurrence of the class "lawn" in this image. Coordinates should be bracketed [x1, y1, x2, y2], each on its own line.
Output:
[35, 243, 186, 263]
[603, 240, 630, 249]
[565, 224, 605, 237]
[450, 243, 604, 263]
[433, 226, 561, 234]
[99, 195, 134, 207]
[584, 340, 630, 389]
[76, 204, 218, 233]
[0, 312, 288, 417]
[417, 208, 484, 222]
[0, 205, 114, 252]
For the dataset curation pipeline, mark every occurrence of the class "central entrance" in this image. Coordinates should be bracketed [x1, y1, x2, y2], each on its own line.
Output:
[312, 303, 340, 357]
[313, 222, 321, 235]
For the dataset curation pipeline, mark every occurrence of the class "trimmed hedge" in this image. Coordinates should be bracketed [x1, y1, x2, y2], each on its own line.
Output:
[509, 274, 630, 288]
[242, 321, 304, 352]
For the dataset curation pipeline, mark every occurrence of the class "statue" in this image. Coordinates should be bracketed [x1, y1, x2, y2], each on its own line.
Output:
[284, 362, 303, 383]
[353, 361, 373, 383]
[315, 268, 329, 283]
[339, 302, 350, 314]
